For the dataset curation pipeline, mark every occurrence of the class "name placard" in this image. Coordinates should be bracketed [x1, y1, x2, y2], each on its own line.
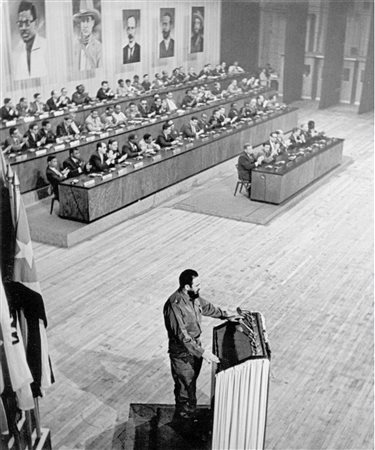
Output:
[5, 120, 17, 127]
[54, 144, 65, 151]
[85, 135, 95, 142]
[101, 173, 112, 181]
[152, 154, 162, 162]
[15, 154, 28, 162]
[23, 116, 35, 123]
[172, 148, 181, 155]
[69, 106, 78, 112]
[99, 132, 109, 139]
[201, 137, 209, 142]
[212, 133, 220, 139]
[117, 167, 129, 176]
[39, 113, 49, 119]
[70, 140, 80, 147]
[83, 179, 95, 188]
[226, 129, 232, 133]
[161, 115, 169, 120]
[53, 110, 64, 117]
[35, 149, 47, 156]
[127, 125, 136, 130]
[133, 161, 144, 169]
[115, 128, 124, 134]
[186, 143, 194, 149]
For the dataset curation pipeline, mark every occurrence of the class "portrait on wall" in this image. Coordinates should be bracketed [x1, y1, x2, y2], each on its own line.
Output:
[72, 0, 102, 71]
[122, 10, 141, 64]
[9, 0, 47, 80]
[159, 8, 175, 59]
[190, 7, 204, 53]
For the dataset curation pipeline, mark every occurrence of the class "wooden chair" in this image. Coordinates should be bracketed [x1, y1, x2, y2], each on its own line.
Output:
[48, 185, 58, 215]
[234, 164, 251, 197]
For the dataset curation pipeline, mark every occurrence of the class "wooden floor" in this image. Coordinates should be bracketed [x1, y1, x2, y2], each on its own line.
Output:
[32, 101, 373, 450]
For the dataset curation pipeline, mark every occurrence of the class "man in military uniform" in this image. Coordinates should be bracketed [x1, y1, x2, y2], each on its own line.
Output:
[163, 269, 229, 422]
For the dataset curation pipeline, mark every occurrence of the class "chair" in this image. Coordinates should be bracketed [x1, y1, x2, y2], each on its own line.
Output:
[48, 185, 58, 215]
[234, 164, 251, 197]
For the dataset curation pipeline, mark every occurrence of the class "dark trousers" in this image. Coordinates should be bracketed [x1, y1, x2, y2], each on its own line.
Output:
[169, 353, 203, 418]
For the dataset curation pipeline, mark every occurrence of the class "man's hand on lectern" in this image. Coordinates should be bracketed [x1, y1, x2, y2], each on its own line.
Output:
[202, 349, 220, 364]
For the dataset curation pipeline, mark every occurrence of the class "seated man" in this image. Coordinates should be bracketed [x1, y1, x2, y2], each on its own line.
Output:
[289, 127, 304, 147]
[142, 74, 151, 91]
[58, 88, 71, 107]
[37, 120, 56, 144]
[46, 155, 70, 199]
[198, 113, 209, 133]
[156, 123, 177, 148]
[260, 142, 276, 164]
[124, 79, 139, 96]
[228, 103, 240, 123]
[107, 139, 127, 164]
[152, 73, 164, 89]
[72, 84, 91, 105]
[16, 97, 29, 117]
[3, 127, 27, 153]
[126, 102, 141, 120]
[138, 99, 153, 118]
[198, 64, 212, 79]
[275, 130, 289, 151]
[187, 67, 199, 81]
[180, 116, 203, 139]
[240, 100, 256, 119]
[89, 141, 112, 172]
[211, 82, 222, 97]
[46, 90, 63, 111]
[239, 78, 251, 92]
[97, 80, 115, 101]
[85, 110, 104, 133]
[268, 131, 281, 155]
[208, 109, 223, 130]
[150, 96, 167, 116]
[132, 75, 144, 93]
[100, 106, 116, 129]
[218, 107, 231, 126]
[163, 92, 178, 113]
[256, 95, 266, 112]
[116, 79, 128, 96]
[24, 123, 44, 149]
[161, 70, 170, 84]
[1, 98, 19, 121]
[181, 89, 197, 108]
[307, 120, 319, 139]
[226, 80, 242, 95]
[29, 93, 47, 114]
[237, 143, 264, 186]
[63, 147, 92, 177]
[112, 104, 127, 126]
[228, 61, 245, 74]
[139, 133, 161, 155]
[299, 123, 308, 142]
[122, 134, 143, 158]
[219, 62, 227, 74]
[247, 75, 260, 89]
[56, 114, 80, 137]
[165, 119, 179, 139]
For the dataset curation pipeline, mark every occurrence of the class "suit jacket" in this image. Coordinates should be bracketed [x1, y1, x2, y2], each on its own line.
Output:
[156, 133, 174, 148]
[24, 130, 40, 149]
[63, 156, 85, 178]
[138, 104, 152, 118]
[123, 43, 141, 64]
[0, 106, 18, 121]
[97, 88, 114, 101]
[37, 128, 56, 144]
[180, 122, 196, 139]
[4, 136, 27, 153]
[46, 166, 65, 199]
[159, 39, 175, 58]
[122, 141, 141, 158]
[237, 152, 256, 182]
[46, 97, 60, 111]
[72, 91, 91, 105]
[29, 101, 47, 115]
[181, 95, 197, 108]
[89, 153, 109, 172]
[56, 122, 75, 137]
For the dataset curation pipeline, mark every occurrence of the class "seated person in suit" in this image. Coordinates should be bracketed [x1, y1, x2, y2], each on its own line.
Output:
[142, 74, 151, 91]
[37, 120, 56, 144]
[46, 90, 63, 111]
[198, 112, 209, 133]
[307, 120, 319, 139]
[228, 61, 245, 74]
[256, 95, 266, 112]
[289, 127, 304, 147]
[132, 75, 144, 93]
[100, 106, 116, 129]
[218, 107, 231, 126]
[139, 133, 161, 155]
[156, 123, 177, 148]
[212, 63, 223, 76]
[46, 155, 70, 199]
[198, 64, 212, 79]
[239, 78, 251, 92]
[122, 134, 143, 158]
[123, 79, 139, 96]
[208, 109, 223, 130]
[72, 84, 92, 105]
[228, 103, 240, 123]
[1, 98, 19, 121]
[116, 79, 128, 96]
[152, 73, 164, 89]
[170, 67, 185, 84]
[219, 61, 227, 74]
[97, 80, 115, 101]
[107, 139, 127, 164]
[299, 123, 308, 142]
[29, 93, 47, 115]
[3, 127, 27, 154]
[24, 123, 44, 149]
[181, 89, 197, 108]
[275, 129, 289, 151]
[263, 93, 279, 110]
[211, 82, 222, 97]
[126, 102, 141, 120]
[150, 96, 167, 116]
[163, 92, 178, 113]
[187, 67, 199, 81]
[165, 119, 179, 140]
[268, 131, 282, 155]
[138, 99, 154, 118]
[260, 142, 276, 164]
[56, 115, 80, 137]
[227, 80, 242, 95]
[16, 97, 29, 117]
[85, 110, 104, 132]
[180, 116, 203, 139]
[240, 100, 255, 119]
[89, 141, 113, 172]
[112, 104, 127, 126]
[237, 143, 264, 185]
[63, 147, 92, 177]
[247, 75, 260, 89]
[58, 88, 71, 107]
[161, 70, 171, 84]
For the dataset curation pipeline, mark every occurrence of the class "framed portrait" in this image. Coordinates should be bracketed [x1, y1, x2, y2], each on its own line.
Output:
[159, 8, 175, 59]
[9, 0, 47, 80]
[190, 6, 204, 54]
[72, 0, 102, 71]
[122, 9, 141, 64]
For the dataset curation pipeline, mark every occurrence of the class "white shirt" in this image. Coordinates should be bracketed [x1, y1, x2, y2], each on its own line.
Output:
[13, 33, 48, 80]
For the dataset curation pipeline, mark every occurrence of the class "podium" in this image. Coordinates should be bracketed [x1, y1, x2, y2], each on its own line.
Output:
[211, 311, 271, 450]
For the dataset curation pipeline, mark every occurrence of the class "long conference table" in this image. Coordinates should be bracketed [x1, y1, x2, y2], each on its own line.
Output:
[0, 72, 249, 143]
[7, 87, 277, 194]
[58, 106, 298, 222]
[251, 137, 344, 204]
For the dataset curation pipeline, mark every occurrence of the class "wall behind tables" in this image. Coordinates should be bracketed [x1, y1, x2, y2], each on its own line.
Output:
[0, 0, 221, 103]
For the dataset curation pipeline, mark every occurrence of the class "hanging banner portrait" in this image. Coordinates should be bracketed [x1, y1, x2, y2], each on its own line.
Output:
[159, 8, 175, 59]
[190, 7, 204, 53]
[9, 0, 48, 80]
[122, 10, 141, 64]
[72, 0, 102, 71]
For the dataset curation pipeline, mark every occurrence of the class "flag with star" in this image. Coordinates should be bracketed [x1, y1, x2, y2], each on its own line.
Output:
[2, 166, 54, 397]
